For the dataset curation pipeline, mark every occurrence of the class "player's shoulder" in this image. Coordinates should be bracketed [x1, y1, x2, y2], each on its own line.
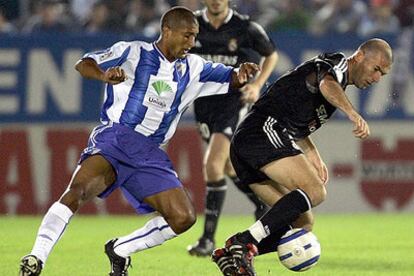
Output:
[194, 9, 203, 18]
[319, 52, 347, 65]
[231, 10, 250, 22]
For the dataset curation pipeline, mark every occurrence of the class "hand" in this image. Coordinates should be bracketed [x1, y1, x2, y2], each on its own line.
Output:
[103, 67, 127, 85]
[349, 112, 370, 139]
[237, 63, 260, 85]
[240, 82, 261, 104]
[307, 153, 329, 185]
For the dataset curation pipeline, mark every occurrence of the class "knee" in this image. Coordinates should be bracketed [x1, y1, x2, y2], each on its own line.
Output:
[204, 161, 225, 181]
[168, 208, 196, 234]
[301, 181, 327, 207]
[60, 178, 94, 212]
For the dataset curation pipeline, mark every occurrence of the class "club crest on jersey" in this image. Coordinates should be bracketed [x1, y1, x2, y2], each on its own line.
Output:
[151, 80, 173, 96]
[99, 50, 114, 61]
[228, 38, 238, 52]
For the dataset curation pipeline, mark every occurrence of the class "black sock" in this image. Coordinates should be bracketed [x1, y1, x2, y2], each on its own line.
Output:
[230, 176, 268, 213]
[259, 189, 311, 235]
[202, 179, 227, 241]
[257, 225, 291, 255]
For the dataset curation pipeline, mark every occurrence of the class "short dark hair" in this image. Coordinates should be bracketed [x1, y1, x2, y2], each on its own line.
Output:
[359, 38, 393, 63]
[160, 6, 197, 29]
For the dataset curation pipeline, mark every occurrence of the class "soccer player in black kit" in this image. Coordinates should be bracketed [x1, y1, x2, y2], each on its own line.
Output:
[212, 38, 393, 275]
[187, 0, 279, 257]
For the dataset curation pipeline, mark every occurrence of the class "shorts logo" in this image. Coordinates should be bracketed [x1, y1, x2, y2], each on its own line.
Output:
[151, 80, 173, 96]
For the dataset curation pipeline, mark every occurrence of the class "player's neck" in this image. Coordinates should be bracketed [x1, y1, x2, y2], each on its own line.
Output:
[346, 58, 355, 85]
[207, 8, 229, 29]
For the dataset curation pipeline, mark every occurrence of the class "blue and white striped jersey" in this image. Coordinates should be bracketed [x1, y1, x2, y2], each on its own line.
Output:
[81, 40, 234, 146]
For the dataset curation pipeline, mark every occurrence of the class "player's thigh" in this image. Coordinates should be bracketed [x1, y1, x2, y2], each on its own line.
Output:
[249, 181, 284, 206]
[143, 187, 195, 219]
[68, 154, 116, 196]
[260, 154, 322, 191]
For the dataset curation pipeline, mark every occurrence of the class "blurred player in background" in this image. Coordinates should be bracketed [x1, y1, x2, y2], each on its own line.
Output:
[18, 6, 260, 276]
[187, 0, 278, 257]
[212, 38, 393, 275]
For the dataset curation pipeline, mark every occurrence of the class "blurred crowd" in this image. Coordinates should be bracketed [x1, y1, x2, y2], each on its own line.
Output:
[0, 0, 413, 36]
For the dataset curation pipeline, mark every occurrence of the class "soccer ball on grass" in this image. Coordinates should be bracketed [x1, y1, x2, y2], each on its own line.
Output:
[277, 228, 321, 272]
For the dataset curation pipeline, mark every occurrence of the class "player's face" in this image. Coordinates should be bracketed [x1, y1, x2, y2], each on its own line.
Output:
[353, 51, 391, 89]
[204, 0, 229, 16]
[167, 23, 199, 59]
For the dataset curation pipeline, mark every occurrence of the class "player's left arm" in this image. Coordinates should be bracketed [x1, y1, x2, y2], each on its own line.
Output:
[241, 21, 278, 103]
[296, 136, 328, 185]
[320, 75, 370, 139]
[241, 52, 278, 103]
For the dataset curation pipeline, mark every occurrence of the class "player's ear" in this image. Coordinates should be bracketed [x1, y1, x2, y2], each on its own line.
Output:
[162, 25, 172, 38]
[355, 50, 365, 63]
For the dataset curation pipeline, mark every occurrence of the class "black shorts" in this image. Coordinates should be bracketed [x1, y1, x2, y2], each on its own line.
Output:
[230, 112, 302, 186]
[194, 91, 243, 142]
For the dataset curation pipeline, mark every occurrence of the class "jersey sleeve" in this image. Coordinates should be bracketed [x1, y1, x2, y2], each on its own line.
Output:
[81, 41, 132, 71]
[247, 21, 276, 57]
[315, 53, 348, 86]
[187, 55, 234, 97]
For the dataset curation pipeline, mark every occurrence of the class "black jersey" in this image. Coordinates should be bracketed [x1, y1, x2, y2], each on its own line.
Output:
[191, 9, 276, 66]
[252, 52, 349, 139]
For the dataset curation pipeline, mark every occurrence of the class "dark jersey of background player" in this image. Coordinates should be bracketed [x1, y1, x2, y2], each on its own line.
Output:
[192, 8, 276, 134]
[186, 5, 278, 257]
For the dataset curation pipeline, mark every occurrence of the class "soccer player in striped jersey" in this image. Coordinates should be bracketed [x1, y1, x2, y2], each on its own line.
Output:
[18, 6, 259, 276]
[212, 38, 392, 275]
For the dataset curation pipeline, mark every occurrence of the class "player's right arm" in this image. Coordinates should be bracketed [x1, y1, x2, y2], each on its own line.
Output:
[75, 41, 132, 85]
[75, 58, 126, 85]
[319, 75, 370, 139]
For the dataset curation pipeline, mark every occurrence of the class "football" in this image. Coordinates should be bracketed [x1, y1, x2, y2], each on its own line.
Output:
[277, 228, 321, 271]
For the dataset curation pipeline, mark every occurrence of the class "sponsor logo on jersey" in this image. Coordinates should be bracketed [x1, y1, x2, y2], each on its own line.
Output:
[148, 97, 167, 109]
[151, 80, 173, 96]
[316, 104, 329, 125]
[199, 54, 238, 66]
[228, 38, 238, 52]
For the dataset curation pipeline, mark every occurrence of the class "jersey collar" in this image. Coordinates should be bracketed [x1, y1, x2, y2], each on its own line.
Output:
[201, 8, 233, 25]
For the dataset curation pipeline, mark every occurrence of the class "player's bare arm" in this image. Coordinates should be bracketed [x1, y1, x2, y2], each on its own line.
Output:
[319, 74, 370, 139]
[75, 58, 126, 85]
[241, 51, 279, 103]
[231, 62, 260, 89]
[296, 136, 328, 185]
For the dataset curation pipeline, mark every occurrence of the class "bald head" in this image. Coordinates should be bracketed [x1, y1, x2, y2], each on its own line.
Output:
[358, 38, 393, 63]
[161, 6, 198, 30]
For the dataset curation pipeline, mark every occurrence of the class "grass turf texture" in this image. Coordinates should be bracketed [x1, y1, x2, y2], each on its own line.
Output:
[2, 214, 413, 275]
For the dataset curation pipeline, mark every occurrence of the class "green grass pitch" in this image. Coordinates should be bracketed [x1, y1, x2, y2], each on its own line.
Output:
[2, 214, 414, 275]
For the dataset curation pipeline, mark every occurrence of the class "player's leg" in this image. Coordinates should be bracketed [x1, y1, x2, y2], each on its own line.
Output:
[188, 133, 229, 256]
[225, 160, 269, 220]
[106, 187, 196, 261]
[224, 156, 324, 275]
[102, 149, 195, 276]
[249, 182, 314, 255]
[19, 155, 116, 276]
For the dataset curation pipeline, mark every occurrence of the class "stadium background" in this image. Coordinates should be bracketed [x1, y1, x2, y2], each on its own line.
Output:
[0, 0, 413, 216]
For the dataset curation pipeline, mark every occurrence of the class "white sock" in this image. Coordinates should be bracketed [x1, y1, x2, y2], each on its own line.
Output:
[114, 216, 177, 258]
[248, 220, 269, 243]
[31, 202, 73, 264]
